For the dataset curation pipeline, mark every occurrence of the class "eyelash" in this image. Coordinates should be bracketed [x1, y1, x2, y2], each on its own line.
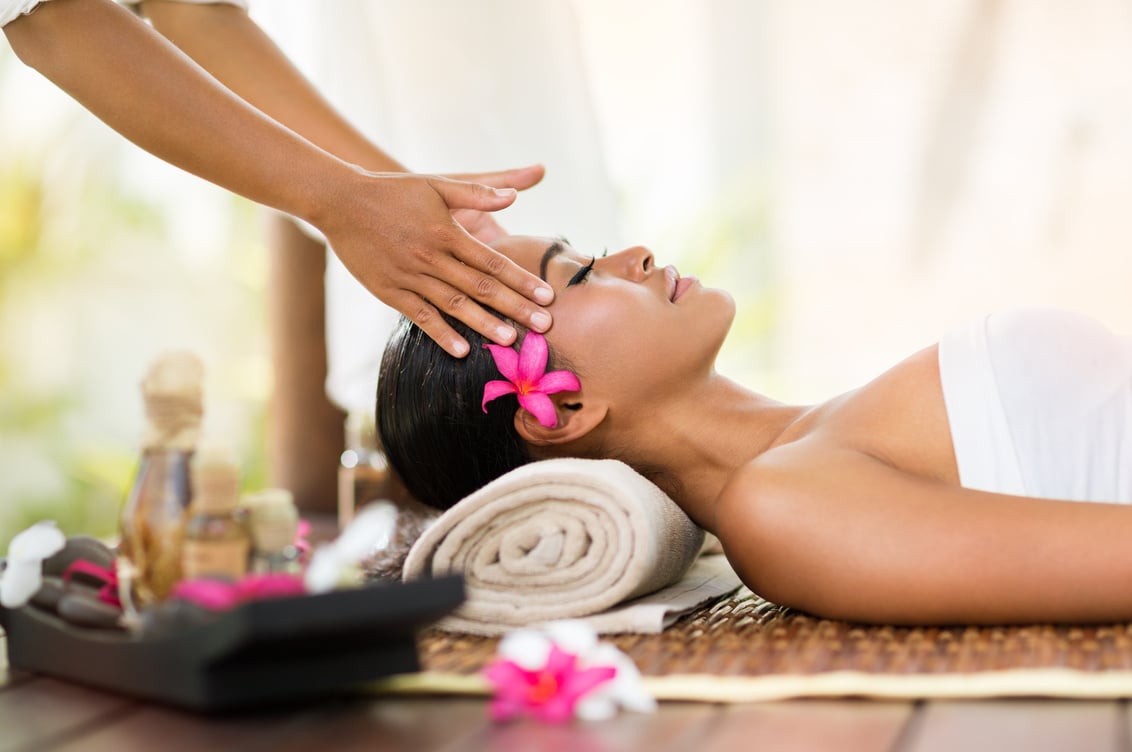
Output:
[567, 257, 595, 287]
[566, 248, 608, 287]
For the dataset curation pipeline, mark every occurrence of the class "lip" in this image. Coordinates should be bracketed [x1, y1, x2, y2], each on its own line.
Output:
[665, 266, 678, 302]
[673, 275, 699, 302]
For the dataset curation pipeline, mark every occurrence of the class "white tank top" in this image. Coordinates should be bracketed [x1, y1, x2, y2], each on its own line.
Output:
[938, 308, 1132, 503]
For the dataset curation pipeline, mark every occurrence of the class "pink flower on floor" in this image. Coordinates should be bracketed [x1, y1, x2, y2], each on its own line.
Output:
[482, 332, 581, 428]
[485, 643, 616, 723]
[484, 621, 655, 723]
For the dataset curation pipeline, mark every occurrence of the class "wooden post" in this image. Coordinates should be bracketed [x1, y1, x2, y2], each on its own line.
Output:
[266, 213, 344, 516]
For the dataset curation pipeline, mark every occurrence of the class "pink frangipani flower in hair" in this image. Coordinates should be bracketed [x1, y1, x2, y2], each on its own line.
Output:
[482, 332, 581, 428]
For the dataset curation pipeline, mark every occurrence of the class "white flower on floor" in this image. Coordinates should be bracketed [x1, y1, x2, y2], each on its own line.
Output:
[304, 502, 398, 593]
[485, 619, 657, 723]
[0, 521, 66, 608]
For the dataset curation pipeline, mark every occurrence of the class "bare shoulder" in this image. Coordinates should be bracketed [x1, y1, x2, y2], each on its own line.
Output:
[808, 343, 959, 485]
[714, 441, 862, 602]
[717, 441, 1132, 625]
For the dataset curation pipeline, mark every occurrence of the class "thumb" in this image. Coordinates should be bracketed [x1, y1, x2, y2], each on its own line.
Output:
[429, 177, 518, 212]
[447, 164, 546, 191]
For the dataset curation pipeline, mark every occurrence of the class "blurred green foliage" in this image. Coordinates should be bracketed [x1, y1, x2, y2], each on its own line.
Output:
[0, 159, 128, 547]
[0, 95, 269, 553]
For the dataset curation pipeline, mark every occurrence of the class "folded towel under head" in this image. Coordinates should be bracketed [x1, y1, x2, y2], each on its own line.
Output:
[402, 458, 709, 633]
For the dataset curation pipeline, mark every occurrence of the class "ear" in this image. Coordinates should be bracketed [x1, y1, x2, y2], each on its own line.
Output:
[514, 395, 607, 447]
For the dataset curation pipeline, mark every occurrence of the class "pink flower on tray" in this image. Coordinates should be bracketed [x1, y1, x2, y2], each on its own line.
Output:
[170, 573, 306, 611]
[482, 332, 580, 428]
[484, 621, 656, 723]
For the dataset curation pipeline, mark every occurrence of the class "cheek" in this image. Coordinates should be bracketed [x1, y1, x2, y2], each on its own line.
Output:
[547, 300, 639, 380]
[547, 286, 730, 394]
[565, 305, 674, 388]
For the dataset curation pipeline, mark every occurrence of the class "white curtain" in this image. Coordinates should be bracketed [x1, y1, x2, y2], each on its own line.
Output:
[253, 0, 769, 412]
[255, 1, 618, 412]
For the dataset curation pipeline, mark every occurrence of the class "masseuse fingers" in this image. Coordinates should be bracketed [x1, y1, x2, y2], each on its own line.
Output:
[323, 172, 554, 357]
[428, 177, 555, 313]
[444, 167, 546, 243]
[436, 242, 554, 338]
[451, 207, 507, 244]
[407, 265, 547, 353]
[427, 177, 552, 319]
[443, 167, 546, 243]
[388, 287, 471, 358]
[444, 164, 546, 193]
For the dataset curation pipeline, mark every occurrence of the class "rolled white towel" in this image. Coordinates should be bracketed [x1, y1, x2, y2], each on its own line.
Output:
[402, 458, 708, 633]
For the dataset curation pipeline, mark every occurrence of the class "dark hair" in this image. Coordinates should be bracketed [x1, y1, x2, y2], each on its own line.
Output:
[377, 313, 572, 511]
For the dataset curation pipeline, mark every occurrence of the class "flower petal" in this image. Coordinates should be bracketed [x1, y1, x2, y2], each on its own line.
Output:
[0, 559, 44, 609]
[484, 659, 537, 697]
[574, 695, 618, 722]
[517, 392, 558, 428]
[613, 682, 658, 714]
[535, 370, 581, 396]
[535, 696, 576, 724]
[233, 573, 306, 601]
[498, 629, 552, 670]
[9, 521, 65, 563]
[303, 546, 347, 594]
[558, 665, 617, 702]
[544, 620, 598, 656]
[483, 343, 520, 384]
[335, 502, 398, 560]
[489, 697, 524, 723]
[482, 380, 518, 413]
[169, 578, 242, 611]
[544, 644, 577, 677]
[517, 332, 549, 384]
[586, 645, 657, 713]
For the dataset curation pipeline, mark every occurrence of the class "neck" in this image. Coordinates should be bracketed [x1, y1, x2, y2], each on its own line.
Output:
[617, 374, 808, 532]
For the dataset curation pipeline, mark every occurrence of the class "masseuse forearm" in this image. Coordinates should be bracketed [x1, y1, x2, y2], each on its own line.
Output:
[3, 0, 349, 227]
[137, 1, 404, 173]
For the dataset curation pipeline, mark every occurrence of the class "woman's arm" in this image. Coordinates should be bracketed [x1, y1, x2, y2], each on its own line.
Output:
[717, 443, 1132, 625]
[133, 3, 543, 247]
[137, 0, 401, 173]
[3, 0, 553, 356]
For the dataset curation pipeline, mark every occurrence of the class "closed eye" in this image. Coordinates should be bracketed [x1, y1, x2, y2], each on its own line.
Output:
[566, 256, 596, 287]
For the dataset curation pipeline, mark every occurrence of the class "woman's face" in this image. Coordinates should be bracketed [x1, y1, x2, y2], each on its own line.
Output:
[492, 235, 735, 407]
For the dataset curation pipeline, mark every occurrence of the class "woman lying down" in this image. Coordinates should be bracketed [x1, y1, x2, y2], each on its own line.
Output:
[378, 235, 1132, 626]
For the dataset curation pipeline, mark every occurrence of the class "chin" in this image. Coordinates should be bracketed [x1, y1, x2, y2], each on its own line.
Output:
[705, 286, 737, 327]
[696, 287, 736, 358]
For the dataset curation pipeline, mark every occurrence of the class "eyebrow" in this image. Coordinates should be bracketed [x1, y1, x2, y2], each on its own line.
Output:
[539, 240, 565, 282]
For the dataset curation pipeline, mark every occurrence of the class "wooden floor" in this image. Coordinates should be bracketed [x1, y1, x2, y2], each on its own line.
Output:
[2, 632, 1129, 752]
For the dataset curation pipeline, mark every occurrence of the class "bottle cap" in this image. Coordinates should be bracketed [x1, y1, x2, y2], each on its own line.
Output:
[190, 446, 240, 512]
[141, 352, 204, 450]
[242, 489, 299, 552]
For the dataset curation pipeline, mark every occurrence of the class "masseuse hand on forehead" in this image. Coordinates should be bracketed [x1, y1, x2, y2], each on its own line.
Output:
[1, 0, 554, 358]
[341, 167, 555, 358]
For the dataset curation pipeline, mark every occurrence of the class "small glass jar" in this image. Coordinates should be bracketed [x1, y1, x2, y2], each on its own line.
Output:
[243, 488, 301, 575]
[118, 352, 203, 605]
[337, 410, 392, 528]
[119, 446, 192, 604]
[181, 450, 250, 581]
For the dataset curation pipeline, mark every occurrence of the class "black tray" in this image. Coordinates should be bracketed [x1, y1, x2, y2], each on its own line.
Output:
[0, 575, 464, 711]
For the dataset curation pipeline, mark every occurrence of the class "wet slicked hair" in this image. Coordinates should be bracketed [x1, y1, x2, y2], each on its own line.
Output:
[377, 313, 573, 511]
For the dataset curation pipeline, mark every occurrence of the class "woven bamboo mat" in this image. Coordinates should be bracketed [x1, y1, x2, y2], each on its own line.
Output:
[373, 587, 1132, 702]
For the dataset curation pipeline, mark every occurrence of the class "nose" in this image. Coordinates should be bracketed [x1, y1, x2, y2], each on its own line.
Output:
[610, 245, 654, 281]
